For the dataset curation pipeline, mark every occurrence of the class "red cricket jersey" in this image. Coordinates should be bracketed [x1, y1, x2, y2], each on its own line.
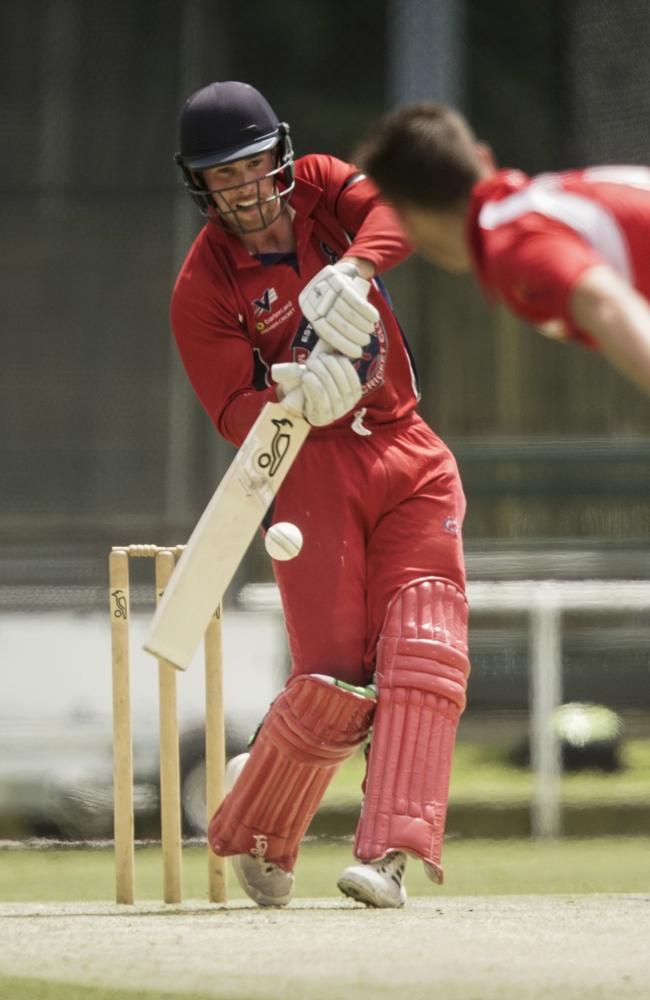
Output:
[172, 154, 418, 445]
[467, 166, 650, 346]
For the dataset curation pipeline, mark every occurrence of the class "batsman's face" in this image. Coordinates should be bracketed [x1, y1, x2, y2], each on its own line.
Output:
[398, 204, 471, 273]
[201, 151, 279, 231]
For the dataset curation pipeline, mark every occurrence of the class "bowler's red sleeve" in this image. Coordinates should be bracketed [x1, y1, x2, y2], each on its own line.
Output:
[171, 273, 276, 447]
[304, 155, 413, 273]
[485, 221, 603, 344]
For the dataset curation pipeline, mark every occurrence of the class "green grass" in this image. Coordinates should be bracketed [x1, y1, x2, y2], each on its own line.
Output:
[0, 978, 221, 1000]
[322, 739, 650, 807]
[2, 837, 649, 903]
[2, 740, 649, 906]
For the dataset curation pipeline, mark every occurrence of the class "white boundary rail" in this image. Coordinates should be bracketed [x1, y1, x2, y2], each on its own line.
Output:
[240, 579, 650, 838]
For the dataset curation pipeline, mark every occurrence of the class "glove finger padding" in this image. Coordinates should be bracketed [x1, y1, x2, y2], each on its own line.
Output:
[306, 356, 340, 400]
[302, 354, 362, 426]
[330, 292, 378, 335]
[319, 300, 374, 359]
[299, 263, 379, 358]
[302, 371, 334, 426]
[272, 361, 306, 416]
[306, 315, 369, 360]
[310, 353, 360, 400]
[272, 362, 304, 394]
[324, 271, 379, 326]
[308, 283, 339, 319]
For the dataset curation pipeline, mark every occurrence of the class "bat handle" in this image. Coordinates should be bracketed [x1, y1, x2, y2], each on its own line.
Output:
[281, 338, 329, 415]
[308, 338, 328, 360]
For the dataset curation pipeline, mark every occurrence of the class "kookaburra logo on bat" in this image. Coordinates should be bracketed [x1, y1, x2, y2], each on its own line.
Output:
[257, 418, 294, 476]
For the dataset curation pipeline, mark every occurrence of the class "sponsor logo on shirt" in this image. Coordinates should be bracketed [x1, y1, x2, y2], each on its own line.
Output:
[252, 288, 279, 315]
[251, 287, 297, 334]
[254, 300, 297, 334]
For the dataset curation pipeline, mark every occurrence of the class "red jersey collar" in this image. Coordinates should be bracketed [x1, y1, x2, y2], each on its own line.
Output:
[204, 175, 322, 270]
[466, 169, 530, 285]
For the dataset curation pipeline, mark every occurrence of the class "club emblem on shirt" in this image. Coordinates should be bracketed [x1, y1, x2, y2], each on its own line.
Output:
[252, 288, 279, 315]
[443, 516, 459, 536]
[291, 317, 387, 395]
[291, 318, 318, 362]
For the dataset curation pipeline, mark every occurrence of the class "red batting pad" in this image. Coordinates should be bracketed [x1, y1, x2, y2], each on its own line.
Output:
[209, 674, 375, 871]
[354, 578, 470, 880]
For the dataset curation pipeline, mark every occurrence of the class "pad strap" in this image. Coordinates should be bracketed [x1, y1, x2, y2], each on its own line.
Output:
[209, 674, 375, 871]
[354, 578, 470, 880]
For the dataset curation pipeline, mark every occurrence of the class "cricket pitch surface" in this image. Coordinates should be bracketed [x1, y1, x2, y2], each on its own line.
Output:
[1, 895, 649, 1000]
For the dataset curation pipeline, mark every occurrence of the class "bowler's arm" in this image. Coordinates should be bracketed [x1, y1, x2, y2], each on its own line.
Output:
[570, 265, 650, 396]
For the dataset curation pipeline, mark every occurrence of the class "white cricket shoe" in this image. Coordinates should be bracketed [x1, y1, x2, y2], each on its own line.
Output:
[337, 850, 407, 908]
[225, 751, 250, 791]
[232, 852, 294, 908]
[225, 752, 294, 908]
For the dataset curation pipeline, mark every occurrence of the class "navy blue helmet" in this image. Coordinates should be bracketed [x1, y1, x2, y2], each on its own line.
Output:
[175, 81, 295, 230]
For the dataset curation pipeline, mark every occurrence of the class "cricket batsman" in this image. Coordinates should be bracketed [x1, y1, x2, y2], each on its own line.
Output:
[172, 81, 470, 908]
[355, 103, 650, 396]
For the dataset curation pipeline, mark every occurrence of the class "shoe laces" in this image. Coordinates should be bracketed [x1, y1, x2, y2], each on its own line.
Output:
[374, 851, 405, 882]
[257, 859, 279, 876]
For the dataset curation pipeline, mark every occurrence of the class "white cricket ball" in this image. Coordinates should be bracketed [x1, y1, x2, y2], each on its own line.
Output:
[264, 522, 304, 561]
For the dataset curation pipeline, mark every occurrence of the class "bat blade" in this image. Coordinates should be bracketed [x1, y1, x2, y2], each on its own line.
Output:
[144, 401, 309, 670]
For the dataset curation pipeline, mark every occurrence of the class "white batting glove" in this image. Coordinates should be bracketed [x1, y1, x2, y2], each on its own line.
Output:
[272, 355, 363, 426]
[272, 362, 303, 396]
[298, 261, 379, 359]
[301, 352, 362, 426]
[272, 362, 305, 416]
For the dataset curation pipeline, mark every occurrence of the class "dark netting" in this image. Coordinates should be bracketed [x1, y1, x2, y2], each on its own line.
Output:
[1, 0, 389, 592]
[1, 0, 649, 591]
[562, 0, 650, 166]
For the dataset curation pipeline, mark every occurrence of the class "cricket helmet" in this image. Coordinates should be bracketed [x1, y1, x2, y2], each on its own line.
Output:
[175, 81, 295, 228]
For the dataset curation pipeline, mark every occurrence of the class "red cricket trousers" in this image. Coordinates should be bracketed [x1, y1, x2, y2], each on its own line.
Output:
[270, 411, 466, 685]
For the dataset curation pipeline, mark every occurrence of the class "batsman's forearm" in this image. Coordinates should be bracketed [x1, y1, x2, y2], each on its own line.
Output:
[217, 385, 280, 446]
[570, 266, 650, 396]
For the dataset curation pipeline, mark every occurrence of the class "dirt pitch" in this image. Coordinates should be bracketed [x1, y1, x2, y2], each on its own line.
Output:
[1, 896, 649, 1000]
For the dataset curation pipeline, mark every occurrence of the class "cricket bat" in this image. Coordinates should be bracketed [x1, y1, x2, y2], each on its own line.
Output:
[144, 271, 372, 671]
[144, 398, 310, 670]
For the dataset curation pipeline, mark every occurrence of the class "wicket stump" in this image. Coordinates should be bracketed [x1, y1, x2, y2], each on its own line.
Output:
[109, 544, 227, 905]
